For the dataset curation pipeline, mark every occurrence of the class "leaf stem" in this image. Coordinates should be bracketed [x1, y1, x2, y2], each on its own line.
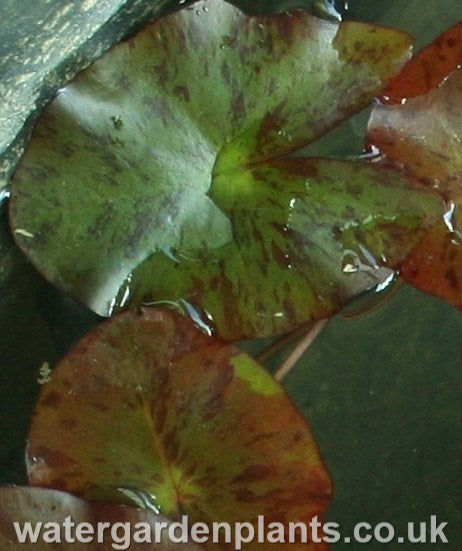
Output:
[255, 323, 312, 364]
[274, 319, 328, 382]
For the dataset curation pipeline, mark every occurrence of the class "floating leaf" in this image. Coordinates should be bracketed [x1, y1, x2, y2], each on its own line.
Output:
[0, 486, 202, 549]
[10, 0, 442, 339]
[380, 21, 462, 103]
[27, 307, 331, 549]
[368, 21, 462, 308]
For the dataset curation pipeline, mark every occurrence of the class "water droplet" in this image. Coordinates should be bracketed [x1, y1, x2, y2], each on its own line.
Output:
[161, 246, 180, 263]
[276, 128, 293, 143]
[443, 201, 461, 238]
[118, 275, 132, 308]
[313, 0, 343, 21]
[143, 299, 215, 337]
[342, 252, 360, 273]
[342, 248, 377, 274]
[117, 487, 161, 514]
[0, 188, 10, 205]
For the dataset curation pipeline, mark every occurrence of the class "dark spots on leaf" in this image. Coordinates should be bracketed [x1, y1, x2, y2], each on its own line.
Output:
[99, 148, 124, 174]
[232, 464, 276, 484]
[48, 477, 69, 489]
[293, 431, 304, 442]
[122, 205, 155, 257]
[155, 404, 167, 432]
[221, 61, 231, 85]
[282, 297, 297, 322]
[346, 181, 363, 197]
[61, 143, 78, 158]
[154, 61, 169, 87]
[273, 16, 298, 47]
[88, 202, 116, 237]
[144, 96, 174, 128]
[60, 418, 77, 430]
[449, 248, 458, 261]
[173, 85, 190, 102]
[163, 429, 180, 461]
[233, 488, 261, 503]
[445, 266, 460, 289]
[41, 391, 62, 408]
[25, 164, 57, 182]
[332, 224, 342, 241]
[121, 397, 137, 411]
[272, 242, 290, 268]
[117, 74, 131, 92]
[201, 363, 234, 422]
[88, 401, 110, 413]
[232, 92, 246, 120]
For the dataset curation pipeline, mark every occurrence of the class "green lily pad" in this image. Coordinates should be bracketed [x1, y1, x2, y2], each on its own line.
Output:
[0, 486, 202, 549]
[367, 21, 462, 309]
[10, 0, 442, 339]
[27, 307, 331, 549]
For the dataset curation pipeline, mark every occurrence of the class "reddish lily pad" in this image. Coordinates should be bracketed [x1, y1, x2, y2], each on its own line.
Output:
[368, 21, 462, 308]
[0, 486, 202, 549]
[10, 0, 441, 339]
[381, 21, 462, 104]
[27, 307, 331, 550]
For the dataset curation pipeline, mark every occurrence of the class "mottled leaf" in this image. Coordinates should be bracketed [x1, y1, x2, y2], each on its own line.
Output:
[27, 307, 331, 549]
[368, 21, 462, 308]
[0, 486, 202, 549]
[128, 159, 441, 338]
[11, 0, 441, 339]
[380, 21, 462, 103]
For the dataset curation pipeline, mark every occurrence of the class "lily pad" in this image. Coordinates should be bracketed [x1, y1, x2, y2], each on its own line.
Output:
[27, 307, 331, 549]
[368, 21, 462, 308]
[0, 486, 202, 549]
[10, 0, 442, 339]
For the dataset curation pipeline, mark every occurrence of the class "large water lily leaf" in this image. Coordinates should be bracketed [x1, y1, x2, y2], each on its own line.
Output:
[0, 486, 202, 549]
[368, 21, 462, 308]
[10, 0, 441, 339]
[27, 307, 331, 550]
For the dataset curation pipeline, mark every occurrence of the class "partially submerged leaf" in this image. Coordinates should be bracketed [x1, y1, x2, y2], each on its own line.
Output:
[368, 21, 462, 308]
[11, 0, 441, 339]
[0, 486, 202, 549]
[27, 307, 331, 549]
